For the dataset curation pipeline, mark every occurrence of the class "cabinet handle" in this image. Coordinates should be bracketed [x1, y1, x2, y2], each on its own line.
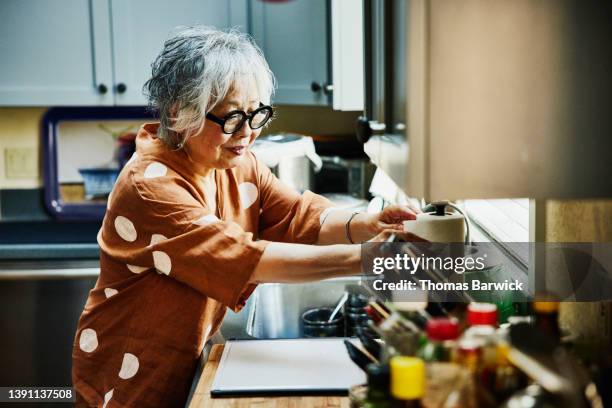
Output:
[311, 82, 333, 95]
[97, 84, 108, 94]
[116, 83, 127, 94]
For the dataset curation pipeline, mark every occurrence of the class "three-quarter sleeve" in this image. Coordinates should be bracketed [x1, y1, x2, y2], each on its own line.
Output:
[256, 158, 334, 244]
[101, 165, 268, 312]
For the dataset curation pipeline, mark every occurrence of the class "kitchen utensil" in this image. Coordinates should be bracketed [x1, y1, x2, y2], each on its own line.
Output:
[328, 292, 349, 323]
[357, 331, 382, 359]
[344, 339, 378, 372]
[302, 307, 344, 337]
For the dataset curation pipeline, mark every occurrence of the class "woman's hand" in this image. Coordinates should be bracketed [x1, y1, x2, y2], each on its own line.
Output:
[365, 204, 420, 235]
[316, 204, 421, 245]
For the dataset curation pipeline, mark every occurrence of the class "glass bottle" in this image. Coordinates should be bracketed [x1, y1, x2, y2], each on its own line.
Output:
[419, 318, 460, 362]
[533, 300, 561, 342]
[363, 363, 393, 408]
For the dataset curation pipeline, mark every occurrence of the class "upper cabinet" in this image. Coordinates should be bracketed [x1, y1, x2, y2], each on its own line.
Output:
[0, 0, 247, 107]
[249, 0, 364, 109]
[0, 0, 362, 110]
[0, 0, 114, 106]
[110, 0, 247, 105]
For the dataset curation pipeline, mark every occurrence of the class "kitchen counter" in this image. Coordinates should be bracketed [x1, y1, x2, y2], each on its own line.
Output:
[187, 344, 350, 408]
[188, 344, 478, 408]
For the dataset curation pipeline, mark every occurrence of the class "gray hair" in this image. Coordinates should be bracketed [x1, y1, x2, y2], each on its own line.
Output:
[143, 26, 275, 148]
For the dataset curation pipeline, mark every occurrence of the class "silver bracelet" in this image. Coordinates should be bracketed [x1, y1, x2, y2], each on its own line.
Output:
[345, 212, 360, 244]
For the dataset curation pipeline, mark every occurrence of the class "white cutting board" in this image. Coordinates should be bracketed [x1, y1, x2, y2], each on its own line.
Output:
[210, 338, 366, 396]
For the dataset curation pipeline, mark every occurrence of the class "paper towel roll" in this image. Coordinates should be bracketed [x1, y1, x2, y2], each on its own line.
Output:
[403, 213, 466, 243]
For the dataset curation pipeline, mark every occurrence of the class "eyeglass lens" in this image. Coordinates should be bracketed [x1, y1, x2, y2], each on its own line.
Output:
[223, 107, 271, 133]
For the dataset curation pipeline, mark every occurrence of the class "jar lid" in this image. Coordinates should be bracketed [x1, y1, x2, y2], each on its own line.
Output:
[426, 318, 460, 341]
[390, 356, 425, 400]
[467, 302, 498, 326]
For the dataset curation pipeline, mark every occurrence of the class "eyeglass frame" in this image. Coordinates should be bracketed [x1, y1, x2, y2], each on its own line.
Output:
[205, 102, 274, 134]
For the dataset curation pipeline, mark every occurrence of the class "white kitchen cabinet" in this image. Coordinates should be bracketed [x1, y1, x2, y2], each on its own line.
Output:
[111, 0, 247, 105]
[0, 0, 113, 106]
[249, 0, 363, 110]
[0, 0, 246, 106]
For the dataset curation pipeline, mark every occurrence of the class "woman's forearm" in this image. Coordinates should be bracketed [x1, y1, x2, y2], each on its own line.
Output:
[316, 210, 378, 245]
[250, 242, 361, 283]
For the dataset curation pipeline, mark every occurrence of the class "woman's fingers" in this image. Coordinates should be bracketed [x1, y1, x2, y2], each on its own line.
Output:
[380, 205, 418, 223]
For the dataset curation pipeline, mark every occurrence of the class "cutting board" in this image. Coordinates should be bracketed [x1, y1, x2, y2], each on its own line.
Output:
[210, 338, 366, 397]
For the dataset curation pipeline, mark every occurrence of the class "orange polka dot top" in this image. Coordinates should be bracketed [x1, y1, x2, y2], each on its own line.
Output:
[72, 123, 333, 407]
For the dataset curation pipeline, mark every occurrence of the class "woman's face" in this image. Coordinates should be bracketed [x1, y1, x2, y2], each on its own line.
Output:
[184, 80, 263, 173]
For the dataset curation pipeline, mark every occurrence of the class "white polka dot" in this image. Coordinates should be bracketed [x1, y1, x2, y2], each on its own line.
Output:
[193, 214, 220, 226]
[319, 207, 337, 226]
[114, 216, 137, 242]
[153, 251, 172, 275]
[104, 288, 118, 298]
[238, 182, 258, 209]
[118, 353, 139, 379]
[103, 389, 114, 408]
[144, 162, 167, 179]
[149, 234, 167, 247]
[127, 264, 148, 274]
[79, 328, 98, 353]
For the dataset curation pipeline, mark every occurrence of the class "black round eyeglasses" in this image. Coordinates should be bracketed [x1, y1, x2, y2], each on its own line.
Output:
[205, 103, 274, 134]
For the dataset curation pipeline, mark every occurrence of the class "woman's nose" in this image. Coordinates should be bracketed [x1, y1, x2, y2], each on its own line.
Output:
[235, 121, 253, 138]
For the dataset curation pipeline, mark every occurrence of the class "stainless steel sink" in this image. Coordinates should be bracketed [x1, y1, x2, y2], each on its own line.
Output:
[246, 277, 363, 339]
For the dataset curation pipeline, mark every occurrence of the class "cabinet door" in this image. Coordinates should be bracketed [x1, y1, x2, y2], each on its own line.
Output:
[250, 0, 330, 106]
[110, 0, 248, 106]
[0, 0, 113, 106]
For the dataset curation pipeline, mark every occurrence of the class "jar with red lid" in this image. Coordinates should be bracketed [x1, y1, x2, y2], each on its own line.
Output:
[418, 317, 460, 362]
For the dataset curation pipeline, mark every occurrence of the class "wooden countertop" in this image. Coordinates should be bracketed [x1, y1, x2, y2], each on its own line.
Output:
[188, 344, 351, 408]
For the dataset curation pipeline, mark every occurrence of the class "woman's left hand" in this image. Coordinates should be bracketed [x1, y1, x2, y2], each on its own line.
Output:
[367, 204, 420, 234]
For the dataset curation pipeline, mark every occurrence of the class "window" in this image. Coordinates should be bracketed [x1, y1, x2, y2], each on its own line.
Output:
[463, 198, 530, 267]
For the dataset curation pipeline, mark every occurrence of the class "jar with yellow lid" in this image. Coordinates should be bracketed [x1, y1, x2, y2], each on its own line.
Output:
[390, 356, 425, 408]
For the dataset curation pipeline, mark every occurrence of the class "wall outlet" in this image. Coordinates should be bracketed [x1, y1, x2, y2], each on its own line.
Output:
[4, 147, 38, 179]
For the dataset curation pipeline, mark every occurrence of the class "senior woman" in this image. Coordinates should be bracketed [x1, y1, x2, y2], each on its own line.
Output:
[72, 26, 416, 407]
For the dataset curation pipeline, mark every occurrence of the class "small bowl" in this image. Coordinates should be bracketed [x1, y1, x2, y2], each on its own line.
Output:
[301, 307, 345, 338]
[78, 167, 119, 199]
